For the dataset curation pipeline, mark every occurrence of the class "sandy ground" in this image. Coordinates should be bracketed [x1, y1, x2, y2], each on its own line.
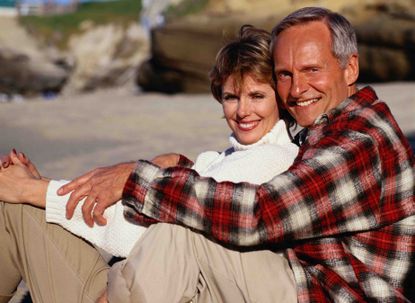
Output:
[1, 82, 414, 180]
[0, 87, 231, 179]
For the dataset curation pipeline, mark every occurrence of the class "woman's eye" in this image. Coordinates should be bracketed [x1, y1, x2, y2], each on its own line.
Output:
[252, 94, 265, 100]
[222, 95, 238, 102]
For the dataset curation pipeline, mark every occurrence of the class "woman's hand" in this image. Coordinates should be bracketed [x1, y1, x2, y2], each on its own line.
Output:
[0, 152, 48, 207]
[151, 153, 181, 168]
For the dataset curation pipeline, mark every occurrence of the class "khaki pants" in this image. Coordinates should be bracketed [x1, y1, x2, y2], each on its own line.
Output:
[108, 223, 297, 303]
[0, 202, 109, 303]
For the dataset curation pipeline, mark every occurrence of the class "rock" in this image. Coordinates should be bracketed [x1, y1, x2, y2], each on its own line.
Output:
[0, 16, 69, 97]
[0, 47, 68, 96]
[347, 2, 415, 81]
[137, 0, 415, 93]
[63, 22, 150, 94]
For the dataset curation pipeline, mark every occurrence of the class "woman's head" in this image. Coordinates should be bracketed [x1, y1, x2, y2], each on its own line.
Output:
[209, 25, 295, 145]
[210, 25, 274, 102]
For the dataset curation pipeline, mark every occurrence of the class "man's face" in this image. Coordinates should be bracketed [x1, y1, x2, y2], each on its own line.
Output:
[273, 21, 357, 127]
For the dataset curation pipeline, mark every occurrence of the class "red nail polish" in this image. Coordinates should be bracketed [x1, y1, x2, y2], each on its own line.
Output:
[12, 148, 17, 154]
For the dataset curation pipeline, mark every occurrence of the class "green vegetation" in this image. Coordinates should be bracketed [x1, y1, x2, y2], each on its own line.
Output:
[19, 0, 142, 49]
[164, 0, 208, 21]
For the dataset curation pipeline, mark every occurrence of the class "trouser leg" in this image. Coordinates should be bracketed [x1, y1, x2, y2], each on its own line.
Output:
[107, 223, 200, 303]
[0, 202, 109, 303]
[0, 203, 21, 303]
[108, 223, 296, 303]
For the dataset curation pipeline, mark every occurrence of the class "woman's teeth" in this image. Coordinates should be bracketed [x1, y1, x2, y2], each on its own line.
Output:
[238, 121, 258, 130]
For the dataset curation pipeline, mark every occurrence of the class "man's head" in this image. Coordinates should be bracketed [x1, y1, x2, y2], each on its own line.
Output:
[271, 7, 359, 127]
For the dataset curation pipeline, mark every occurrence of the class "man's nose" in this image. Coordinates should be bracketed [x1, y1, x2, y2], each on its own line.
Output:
[290, 73, 308, 98]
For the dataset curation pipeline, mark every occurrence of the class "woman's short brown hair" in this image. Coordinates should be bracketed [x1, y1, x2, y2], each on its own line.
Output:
[209, 24, 295, 129]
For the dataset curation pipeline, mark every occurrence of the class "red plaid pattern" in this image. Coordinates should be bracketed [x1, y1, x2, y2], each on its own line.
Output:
[123, 87, 415, 302]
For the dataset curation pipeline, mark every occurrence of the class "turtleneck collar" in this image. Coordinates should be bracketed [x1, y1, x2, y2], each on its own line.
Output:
[229, 120, 291, 151]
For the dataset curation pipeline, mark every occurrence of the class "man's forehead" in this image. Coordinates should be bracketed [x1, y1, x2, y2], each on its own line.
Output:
[273, 21, 330, 46]
[272, 21, 331, 59]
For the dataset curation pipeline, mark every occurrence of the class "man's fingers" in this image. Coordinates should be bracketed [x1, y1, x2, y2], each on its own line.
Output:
[93, 203, 108, 226]
[65, 185, 90, 219]
[81, 195, 97, 227]
[59, 171, 95, 196]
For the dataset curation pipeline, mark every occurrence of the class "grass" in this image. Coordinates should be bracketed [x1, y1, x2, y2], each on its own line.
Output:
[164, 0, 208, 21]
[18, 0, 142, 49]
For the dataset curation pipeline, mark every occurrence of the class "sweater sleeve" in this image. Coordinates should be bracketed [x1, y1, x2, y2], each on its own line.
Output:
[46, 180, 146, 257]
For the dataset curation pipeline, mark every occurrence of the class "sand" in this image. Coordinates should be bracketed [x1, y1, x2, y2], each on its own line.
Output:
[1, 82, 414, 180]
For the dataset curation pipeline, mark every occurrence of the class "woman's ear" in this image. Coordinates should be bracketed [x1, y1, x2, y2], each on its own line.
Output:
[345, 54, 359, 86]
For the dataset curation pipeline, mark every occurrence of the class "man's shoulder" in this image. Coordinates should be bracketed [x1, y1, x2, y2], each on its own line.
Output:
[335, 87, 396, 132]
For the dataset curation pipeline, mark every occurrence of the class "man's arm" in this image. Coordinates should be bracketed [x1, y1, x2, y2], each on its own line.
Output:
[123, 130, 414, 247]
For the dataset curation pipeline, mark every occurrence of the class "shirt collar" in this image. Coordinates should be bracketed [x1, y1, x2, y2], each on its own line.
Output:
[311, 86, 378, 127]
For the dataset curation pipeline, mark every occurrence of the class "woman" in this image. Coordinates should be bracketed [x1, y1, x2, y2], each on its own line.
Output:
[0, 25, 298, 302]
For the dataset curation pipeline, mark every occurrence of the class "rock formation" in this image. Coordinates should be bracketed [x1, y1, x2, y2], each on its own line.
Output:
[0, 47, 68, 97]
[0, 16, 69, 97]
[137, 0, 415, 93]
[63, 22, 149, 94]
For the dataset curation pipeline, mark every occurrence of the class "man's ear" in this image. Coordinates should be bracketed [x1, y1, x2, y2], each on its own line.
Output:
[344, 54, 359, 86]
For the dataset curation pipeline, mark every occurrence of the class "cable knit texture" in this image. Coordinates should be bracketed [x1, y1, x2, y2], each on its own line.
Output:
[193, 120, 299, 184]
[46, 120, 298, 257]
[46, 180, 146, 257]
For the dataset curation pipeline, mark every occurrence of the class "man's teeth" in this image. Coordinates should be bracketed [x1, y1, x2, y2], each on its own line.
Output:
[297, 98, 319, 107]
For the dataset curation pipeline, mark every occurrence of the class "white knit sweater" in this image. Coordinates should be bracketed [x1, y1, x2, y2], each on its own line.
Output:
[45, 120, 298, 258]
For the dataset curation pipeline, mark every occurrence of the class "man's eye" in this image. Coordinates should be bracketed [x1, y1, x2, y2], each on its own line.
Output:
[278, 72, 291, 80]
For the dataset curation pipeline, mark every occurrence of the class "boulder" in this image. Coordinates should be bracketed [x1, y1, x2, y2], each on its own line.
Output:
[63, 22, 150, 93]
[0, 16, 69, 97]
[0, 47, 68, 96]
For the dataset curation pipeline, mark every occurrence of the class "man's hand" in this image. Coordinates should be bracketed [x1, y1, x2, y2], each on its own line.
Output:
[59, 161, 137, 227]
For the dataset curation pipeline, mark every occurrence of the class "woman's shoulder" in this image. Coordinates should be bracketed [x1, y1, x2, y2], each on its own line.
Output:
[192, 149, 227, 174]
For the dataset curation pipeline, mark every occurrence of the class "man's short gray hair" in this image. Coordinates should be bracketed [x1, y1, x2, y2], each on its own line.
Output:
[271, 7, 358, 68]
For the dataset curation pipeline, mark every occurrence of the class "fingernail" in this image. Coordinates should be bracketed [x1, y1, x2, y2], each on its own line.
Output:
[12, 148, 16, 154]
[22, 153, 27, 160]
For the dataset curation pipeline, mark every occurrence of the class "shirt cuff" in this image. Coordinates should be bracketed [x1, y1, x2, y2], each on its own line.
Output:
[45, 179, 70, 224]
[122, 160, 160, 212]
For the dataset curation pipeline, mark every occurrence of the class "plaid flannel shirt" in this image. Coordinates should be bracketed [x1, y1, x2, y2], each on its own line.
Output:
[123, 86, 415, 302]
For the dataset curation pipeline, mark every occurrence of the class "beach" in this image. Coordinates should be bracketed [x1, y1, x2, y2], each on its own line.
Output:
[0, 82, 414, 180]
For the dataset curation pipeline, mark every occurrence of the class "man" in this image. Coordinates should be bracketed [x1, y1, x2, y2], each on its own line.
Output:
[59, 6, 415, 303]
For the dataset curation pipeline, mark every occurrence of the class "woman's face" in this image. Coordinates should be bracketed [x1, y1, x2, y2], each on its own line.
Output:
[222, 73, 280, 145]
